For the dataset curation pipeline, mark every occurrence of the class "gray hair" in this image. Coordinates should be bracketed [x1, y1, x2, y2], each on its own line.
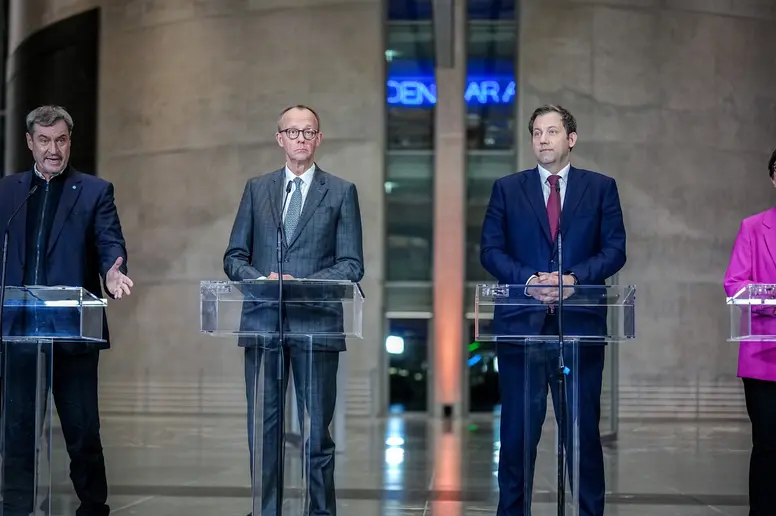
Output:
[277, 104, 320, 132]
[26, 105, 74, 135]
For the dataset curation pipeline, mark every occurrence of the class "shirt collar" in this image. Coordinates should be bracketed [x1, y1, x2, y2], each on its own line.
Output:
[538, 162, 571, 184]
[284, 163, 316, 186]
[33, 162, 66, 182]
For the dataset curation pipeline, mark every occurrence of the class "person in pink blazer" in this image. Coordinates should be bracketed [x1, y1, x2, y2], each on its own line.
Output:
[723, 148, 776, 516]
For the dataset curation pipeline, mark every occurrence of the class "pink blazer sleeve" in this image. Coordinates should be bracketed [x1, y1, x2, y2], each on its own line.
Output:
[724, 220, 773, 315]
[724, 220, 752, 297]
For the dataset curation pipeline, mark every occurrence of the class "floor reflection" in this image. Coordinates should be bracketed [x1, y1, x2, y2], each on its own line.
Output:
[37, 413, 751, 515]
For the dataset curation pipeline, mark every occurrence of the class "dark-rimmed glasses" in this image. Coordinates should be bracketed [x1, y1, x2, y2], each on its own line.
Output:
[279, 128, 318, 140]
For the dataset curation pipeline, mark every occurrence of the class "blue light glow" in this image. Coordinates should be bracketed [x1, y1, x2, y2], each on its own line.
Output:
[387, 76, 516, 107]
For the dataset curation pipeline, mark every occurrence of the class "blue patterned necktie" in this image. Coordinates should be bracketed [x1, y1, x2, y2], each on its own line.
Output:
[284, 177, 303, 243]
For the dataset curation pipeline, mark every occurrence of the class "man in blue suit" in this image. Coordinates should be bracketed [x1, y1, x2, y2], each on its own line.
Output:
[0, 105, 133, 516]
[480, 104, 626, 516]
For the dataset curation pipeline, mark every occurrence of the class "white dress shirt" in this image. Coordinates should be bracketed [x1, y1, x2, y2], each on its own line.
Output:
[537, 162, 570, 207]
[282, 163, 316, 220]
[525, 162, 572, 290]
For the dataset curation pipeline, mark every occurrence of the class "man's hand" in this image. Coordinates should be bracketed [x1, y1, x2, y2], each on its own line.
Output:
[267, 272, 294, 280]
[106, 257, 133, 299]
[539, 271, 576, 301]
[526, 273, 558, 302]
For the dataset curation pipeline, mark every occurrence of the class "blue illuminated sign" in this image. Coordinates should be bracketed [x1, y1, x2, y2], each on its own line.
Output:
[387, 75, 515, 107]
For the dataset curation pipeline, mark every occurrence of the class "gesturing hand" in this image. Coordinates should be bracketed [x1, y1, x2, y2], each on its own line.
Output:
[106, 257, 133, 299]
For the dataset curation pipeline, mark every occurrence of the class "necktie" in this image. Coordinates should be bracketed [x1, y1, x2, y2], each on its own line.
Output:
[284, 177, 303, 243]
[547, 174, 561, 241]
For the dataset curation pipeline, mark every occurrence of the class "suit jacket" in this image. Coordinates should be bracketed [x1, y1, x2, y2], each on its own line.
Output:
[723, 207, 776, 382]
[480, 166, 627, 340]
[0, 167, 128, 353]
[223, 165, 364, 351]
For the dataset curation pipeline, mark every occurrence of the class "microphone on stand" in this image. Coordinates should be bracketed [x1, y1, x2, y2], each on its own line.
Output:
[0, 184, 39, 410]
[554, 178, 570, 515]
[274, 179, 292, 515]
[1, 185, 39, 353]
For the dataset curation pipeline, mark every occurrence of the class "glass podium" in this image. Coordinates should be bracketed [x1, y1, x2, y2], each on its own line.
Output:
[474, 283, 635, 515]
[200, 279, 364, 516]
[0, 286, 107, 516]
[727, 283, 776, 341]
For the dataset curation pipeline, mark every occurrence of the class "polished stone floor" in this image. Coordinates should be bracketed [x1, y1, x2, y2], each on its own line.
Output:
[40, 414, 750, 515]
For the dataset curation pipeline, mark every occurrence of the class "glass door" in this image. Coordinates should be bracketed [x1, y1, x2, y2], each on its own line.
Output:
[385, 313, 433, 413]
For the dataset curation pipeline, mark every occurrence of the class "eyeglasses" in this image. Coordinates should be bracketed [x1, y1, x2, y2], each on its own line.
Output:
[279, 128, 318, 141]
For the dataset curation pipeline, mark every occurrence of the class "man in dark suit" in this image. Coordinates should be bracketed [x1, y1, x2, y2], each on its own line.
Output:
[0, 105, 132, 516]
[480, 104, 626, 516]
[224, 104, 364, 516]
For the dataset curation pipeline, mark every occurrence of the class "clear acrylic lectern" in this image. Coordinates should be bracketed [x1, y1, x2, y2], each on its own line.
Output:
[474, 283, 635, 515]
[726, 283, 776, 342]
[0, 286, 107, 516]
[200, 279, 363, 515]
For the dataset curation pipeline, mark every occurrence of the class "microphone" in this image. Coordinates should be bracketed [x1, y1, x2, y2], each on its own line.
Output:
[553, 176, 570, 511]
[273, 178, 292, 515]
[0, 181, 38, 404]
[0, 185, 38, 343]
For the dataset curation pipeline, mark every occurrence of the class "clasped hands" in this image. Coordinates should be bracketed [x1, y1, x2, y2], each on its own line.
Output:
[526, 272, 575, 303]
[267, 272, 293, 280]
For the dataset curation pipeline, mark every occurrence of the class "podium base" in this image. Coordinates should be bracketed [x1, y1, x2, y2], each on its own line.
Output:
[0, 339, 54, 516]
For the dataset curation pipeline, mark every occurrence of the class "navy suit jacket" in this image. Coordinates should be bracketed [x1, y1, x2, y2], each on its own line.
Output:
[480, 166, 626, 340]
[0, 167, 128, 353]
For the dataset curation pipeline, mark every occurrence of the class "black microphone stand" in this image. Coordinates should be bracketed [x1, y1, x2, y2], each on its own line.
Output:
[0, 229, 11, 406]
[274, 180, 292, 516]
[554, 179, 569, 516]
[0, 185, 39, 453]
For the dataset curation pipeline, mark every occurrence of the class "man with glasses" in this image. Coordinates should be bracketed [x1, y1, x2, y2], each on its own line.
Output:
[224, 105, 364, 516]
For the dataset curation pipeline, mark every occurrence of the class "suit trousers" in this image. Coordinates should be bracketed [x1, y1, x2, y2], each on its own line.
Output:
[1, 343, 109, 516]
[244, 344, 340, 516]
[495, 316, 606, 516]
[742, 377, 776, 516]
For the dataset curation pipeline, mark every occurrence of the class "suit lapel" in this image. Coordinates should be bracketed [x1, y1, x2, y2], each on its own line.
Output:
[561, 166, 588, 235]
[287, 166, 328, 249]
[11, 172, 33, 264]
[47, 173, 83, 255]
[762, 208, 776, 265]
[521, 168, 552, 244]
[268, 168, 285, 230]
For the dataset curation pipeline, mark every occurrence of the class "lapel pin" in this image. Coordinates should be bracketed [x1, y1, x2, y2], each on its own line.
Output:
[72, 185, 77, 190]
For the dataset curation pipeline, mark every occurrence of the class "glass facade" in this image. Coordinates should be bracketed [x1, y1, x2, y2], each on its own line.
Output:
[385, 8, 435, 283]
[467, 0, 516, 20]
[386, 22, 435, 151]
[464, 4, 517, 412]
[386, 318, 430, 412]
[464, 17, 517, 284]
[385, 152, 433, 282]
[384, 1, 435, 413]
[388, 0, 433, 21]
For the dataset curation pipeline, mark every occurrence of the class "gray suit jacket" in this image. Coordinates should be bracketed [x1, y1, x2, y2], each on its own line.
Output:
[223, 165, 364, 351]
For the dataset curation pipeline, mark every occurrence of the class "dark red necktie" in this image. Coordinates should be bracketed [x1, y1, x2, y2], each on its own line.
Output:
[547, 174, 561, 241]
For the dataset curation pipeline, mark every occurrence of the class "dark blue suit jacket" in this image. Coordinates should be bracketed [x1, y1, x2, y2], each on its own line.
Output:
[480, 166, 626, 340]
[0, 168, 128, 353]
